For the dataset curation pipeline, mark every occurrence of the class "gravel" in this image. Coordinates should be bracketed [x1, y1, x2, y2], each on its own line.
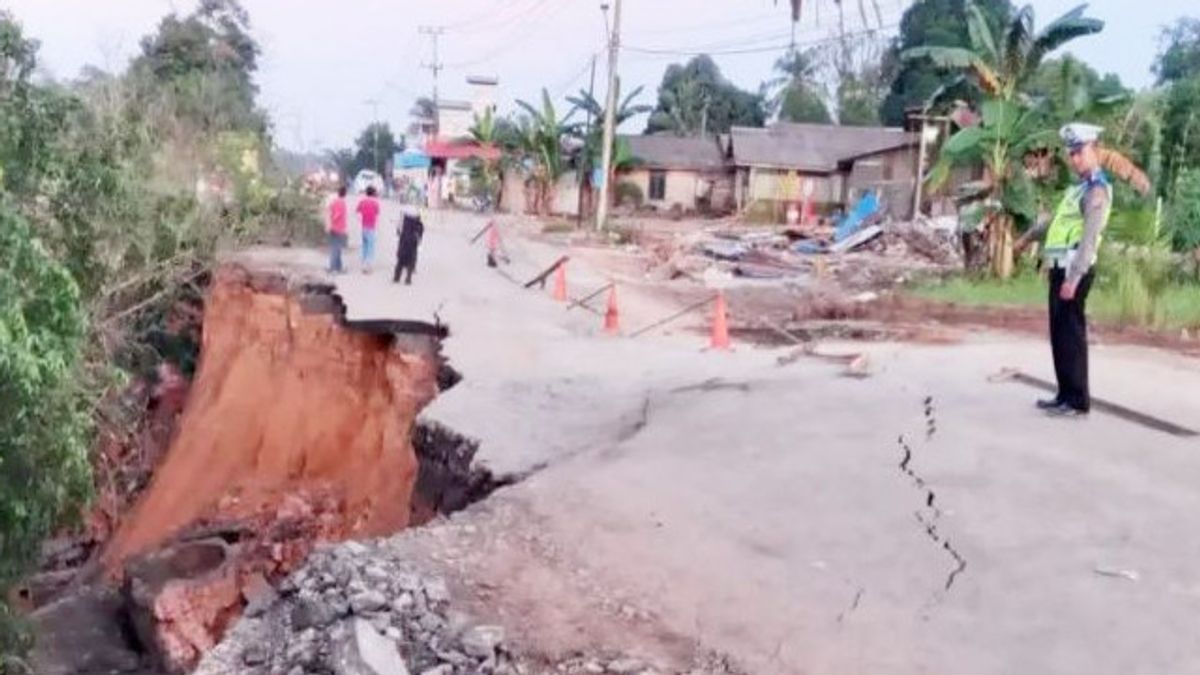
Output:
[195, 540, 741, 675]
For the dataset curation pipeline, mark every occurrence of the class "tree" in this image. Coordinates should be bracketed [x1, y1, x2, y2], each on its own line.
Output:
[1161, 77, 1200, 199]
[1027, 55, 1128, 122]
[829, 35, 889, 126]
[352, 122, 398, 178]
[466, 107, 516, 206]
[909, 1, 1105, 278]
[1167, 168, 1200, 252]
[567, 80, 652, 216]
[1155, 18, 1200, 85]
[514, 89, 575, 215]
[766, 49, 832, 124]
[0, 204, 92, 658]
[131, 0, 264, 134]
[1156, 19, 1200, 195]
[646, 56, 766, 136]
[407, 96, 436, 139]
[879, 0, 1012, 126]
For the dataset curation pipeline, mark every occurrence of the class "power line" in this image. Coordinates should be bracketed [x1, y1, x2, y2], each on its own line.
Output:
[441, 0, 542, 34]
[551, 48, 606, 99]
[623, 11, 783, 38]
[625, 5, 905, 57]
[442, 0, 565, 69]
[624, 22, 899, 59]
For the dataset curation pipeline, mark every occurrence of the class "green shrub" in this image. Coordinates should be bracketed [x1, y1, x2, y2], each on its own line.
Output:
[1106, 205, 1160, 246]
[0, 205, 91, 656]
[1167, 168, 1200, 252]
[614, 180, 644, 208]
[1110, 254, 1157, 325]
[243, 187, 323, 245]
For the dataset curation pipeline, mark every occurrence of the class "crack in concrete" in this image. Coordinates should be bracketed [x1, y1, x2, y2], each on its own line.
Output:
[897, 396, 965, 592]
[670, 378, 752, 394]
[617, 395, 653, 443]
[924, 395, 937, 440]
[836, 587, 865, 624]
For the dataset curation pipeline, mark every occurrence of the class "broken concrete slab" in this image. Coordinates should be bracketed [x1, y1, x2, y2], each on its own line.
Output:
[334, 619, 410, 675]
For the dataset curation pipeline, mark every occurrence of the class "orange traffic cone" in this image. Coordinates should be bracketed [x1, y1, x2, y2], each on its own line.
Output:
[710, 291, 731, 350]
[486, 222, 500, 267]
[552, 261, 568, 302]
[486, 221, 500, 252]
[604, 285, 620, 335]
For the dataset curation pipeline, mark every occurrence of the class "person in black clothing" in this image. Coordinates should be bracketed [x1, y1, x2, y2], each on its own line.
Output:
[394, 207, 425, 285]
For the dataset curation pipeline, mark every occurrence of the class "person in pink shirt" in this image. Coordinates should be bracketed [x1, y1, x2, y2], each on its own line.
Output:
[356, 186, 381, 273]
[327, 185, 348, 273]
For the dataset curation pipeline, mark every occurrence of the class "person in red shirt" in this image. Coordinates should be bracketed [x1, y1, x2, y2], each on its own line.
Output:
[327, 185, 348, 273]
[356, 185, 381, 273]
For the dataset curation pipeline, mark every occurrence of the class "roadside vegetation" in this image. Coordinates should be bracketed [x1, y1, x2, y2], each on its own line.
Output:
[915, 268, 1200, 330]
[898, 2, 1200, 330]
[0, 1, 318, 664]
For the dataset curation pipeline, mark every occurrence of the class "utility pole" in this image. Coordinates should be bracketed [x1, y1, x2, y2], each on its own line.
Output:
[908, 112, 951, 221]
[419, 26, 445, 137]
[577, 54, 598, 228]
[595, 0, 622, 232]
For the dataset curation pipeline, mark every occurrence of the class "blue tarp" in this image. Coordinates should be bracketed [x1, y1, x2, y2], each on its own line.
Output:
[833, 191, 879, 243]
[793, 191, 880, 254]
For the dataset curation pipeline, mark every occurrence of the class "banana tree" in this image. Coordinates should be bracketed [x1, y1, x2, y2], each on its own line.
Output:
[514, 89, 575, 215]
[905, 1, 1104, 277]
[926, 100, 1055, 278]
[905, 3, 1104, 105]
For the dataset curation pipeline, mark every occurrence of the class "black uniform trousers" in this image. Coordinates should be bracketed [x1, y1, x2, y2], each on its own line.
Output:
[1048, 266, 1095, 411]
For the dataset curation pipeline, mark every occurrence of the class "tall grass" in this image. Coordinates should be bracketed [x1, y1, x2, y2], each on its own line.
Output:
[914, 250, 1200, 330]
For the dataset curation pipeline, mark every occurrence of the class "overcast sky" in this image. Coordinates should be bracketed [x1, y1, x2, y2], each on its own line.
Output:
[3, 0, 1195, 152]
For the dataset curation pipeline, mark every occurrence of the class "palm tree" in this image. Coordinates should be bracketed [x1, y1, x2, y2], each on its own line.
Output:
[567, 79, 652, 216]
[514, 89, 575, 215]
[765, 48, 831, 123]
[905, 2, 1104, 278]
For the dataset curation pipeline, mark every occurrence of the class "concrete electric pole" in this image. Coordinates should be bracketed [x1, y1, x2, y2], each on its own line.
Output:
[595, 0, 622, 232]
[419, 26, 445, 137]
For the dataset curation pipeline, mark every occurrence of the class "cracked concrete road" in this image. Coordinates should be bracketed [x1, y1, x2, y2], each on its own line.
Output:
[311, 201, 1200, 674]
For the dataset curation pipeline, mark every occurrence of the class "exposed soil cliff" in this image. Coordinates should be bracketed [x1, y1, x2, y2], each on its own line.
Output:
[102, 265, 444, 570]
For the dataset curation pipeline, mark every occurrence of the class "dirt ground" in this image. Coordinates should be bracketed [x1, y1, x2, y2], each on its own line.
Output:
[214, 204, 1200, 674]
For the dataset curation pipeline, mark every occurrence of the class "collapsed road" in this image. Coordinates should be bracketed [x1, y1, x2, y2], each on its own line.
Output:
[26, 201, 1200, 674]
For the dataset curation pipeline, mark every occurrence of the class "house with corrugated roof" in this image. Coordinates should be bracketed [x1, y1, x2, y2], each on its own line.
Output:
[618, 135, 733, 214]
[725, 123, 920, 220]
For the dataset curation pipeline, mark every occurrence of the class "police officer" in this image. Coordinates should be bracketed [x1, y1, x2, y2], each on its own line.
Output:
[1015, 123, 1112, 417]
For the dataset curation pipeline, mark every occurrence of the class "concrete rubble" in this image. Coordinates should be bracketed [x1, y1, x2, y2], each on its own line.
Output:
[639, 218, 961, 290]
[196, 540, 739, 675]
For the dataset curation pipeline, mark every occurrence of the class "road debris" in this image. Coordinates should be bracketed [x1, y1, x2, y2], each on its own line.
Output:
[195, 541, 738, 675]
[1093, 567, 1141, 582]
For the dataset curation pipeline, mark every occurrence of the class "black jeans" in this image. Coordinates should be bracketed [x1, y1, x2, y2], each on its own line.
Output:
[1048, 266, 1095, 411]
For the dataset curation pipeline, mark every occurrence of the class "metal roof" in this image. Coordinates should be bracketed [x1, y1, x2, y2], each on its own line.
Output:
[728, 123, 917, 173]
[622, 134, 726, 171]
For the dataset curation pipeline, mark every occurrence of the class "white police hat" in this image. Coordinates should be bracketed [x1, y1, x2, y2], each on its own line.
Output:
[1060, 123, 1103, 149]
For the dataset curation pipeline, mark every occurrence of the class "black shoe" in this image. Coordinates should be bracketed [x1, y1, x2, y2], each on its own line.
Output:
[1045, 403, 1089, 418]
[1036, 397, 1064, 410]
